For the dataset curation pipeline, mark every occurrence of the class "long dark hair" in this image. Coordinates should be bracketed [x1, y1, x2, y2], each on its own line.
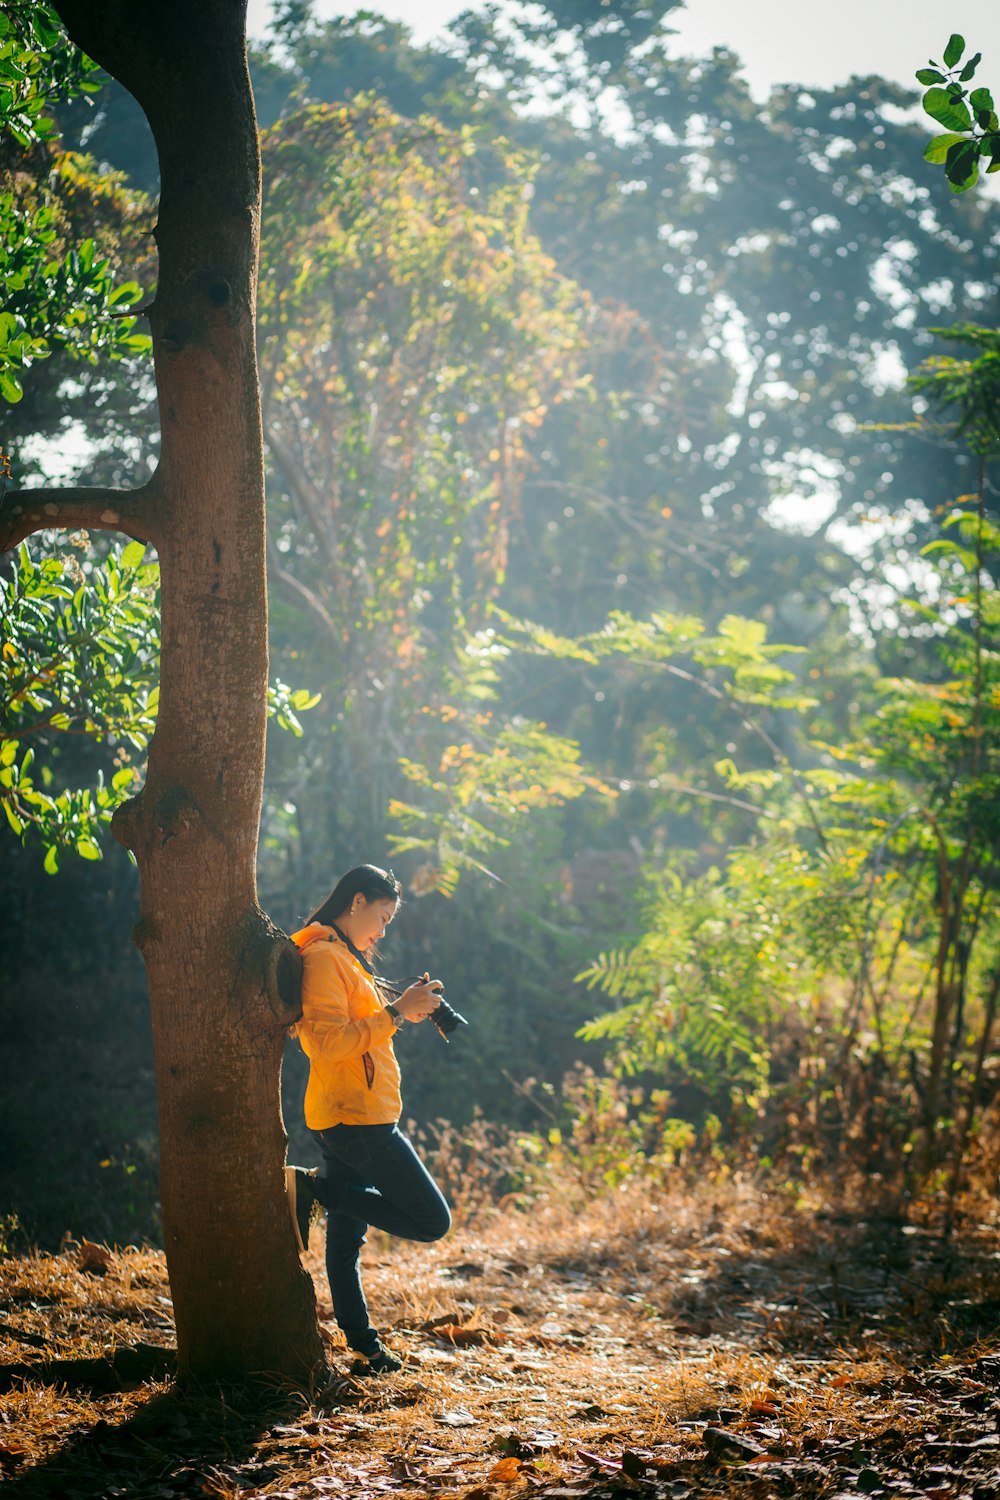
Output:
[305, 864, 402, 928]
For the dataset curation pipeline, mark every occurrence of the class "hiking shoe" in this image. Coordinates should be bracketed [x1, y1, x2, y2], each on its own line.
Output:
[350, 1339, 403, 1376]
[285, 1166, 319, 1254]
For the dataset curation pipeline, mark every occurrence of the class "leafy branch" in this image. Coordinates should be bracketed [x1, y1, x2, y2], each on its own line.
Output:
[1, 541, 320, 868]
[918, 34, 999, 192]
[0, 4, 152, 402]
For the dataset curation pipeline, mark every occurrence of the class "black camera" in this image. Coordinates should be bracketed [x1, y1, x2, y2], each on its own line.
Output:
[384, 976, 468, 1041]
[432, 995, 467, 1041]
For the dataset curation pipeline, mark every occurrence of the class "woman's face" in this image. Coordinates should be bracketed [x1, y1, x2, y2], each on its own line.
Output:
[348, 895, 399, 951]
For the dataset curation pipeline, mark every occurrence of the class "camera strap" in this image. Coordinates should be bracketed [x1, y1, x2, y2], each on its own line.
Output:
[329, 921, 379, 976]
[328, 921, 411, 1003]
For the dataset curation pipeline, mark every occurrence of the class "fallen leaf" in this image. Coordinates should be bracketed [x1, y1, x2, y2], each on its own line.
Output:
[494, 1432, 536, 1460]
[621, 1450, 648, 1479]
[437, 1408, 477, 1428]
[703, 1427, 766, 1460]
[537, 1492, 592, 1500]
[577, 1450, 621, 1471]
[78, 1239, 114, 1272]
[489, 1457, 523, 1481]
[421, 1312, 468, 1331]
[431, 1323, 498, 1347]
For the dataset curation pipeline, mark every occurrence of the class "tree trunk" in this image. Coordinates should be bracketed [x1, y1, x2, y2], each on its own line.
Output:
[46, 0, 324, 1381]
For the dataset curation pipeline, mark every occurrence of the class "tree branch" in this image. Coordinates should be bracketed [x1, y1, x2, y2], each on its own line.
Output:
[0, 478, 159, 553]
[265, 529, 338, 640]
[264, 422, 340, 571]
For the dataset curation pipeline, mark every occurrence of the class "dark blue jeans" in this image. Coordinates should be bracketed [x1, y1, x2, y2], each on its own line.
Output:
[312, 1123, 451, 1355]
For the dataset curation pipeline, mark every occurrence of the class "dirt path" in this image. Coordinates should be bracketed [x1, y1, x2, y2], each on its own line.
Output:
[2, 1180, 999, 1499]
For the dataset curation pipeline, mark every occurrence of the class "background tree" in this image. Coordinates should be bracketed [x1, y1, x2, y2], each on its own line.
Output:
[258, 98, 594, 875]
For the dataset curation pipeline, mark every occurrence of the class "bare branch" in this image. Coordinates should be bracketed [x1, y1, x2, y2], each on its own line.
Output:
[265, 529, 338, 640]
[0, 478, 159, 553]
[264, 423, 339, 570]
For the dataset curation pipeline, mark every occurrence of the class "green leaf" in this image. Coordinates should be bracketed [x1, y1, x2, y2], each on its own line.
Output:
[943, 33, 965, 68]
[111, 767, 135, 791]
[916, 68, 945, 85]
[958, 53, 982, 83]
[969, 87, 995, 112]
[2, 801, 23, 835]
[0, 367, 24, 402]
[945, 139, 980, 187]
[922, 537, 979, 569]
[923, 87, 973, 131]
[76, 837, 102, 860]
[717, 615, 767, 653]
[43, 844, 59, 875]
[1, 740, 17, 768]
[107, 281, 142, 306]
[924, 132, 966, 164]
[120, 540, 147, 569]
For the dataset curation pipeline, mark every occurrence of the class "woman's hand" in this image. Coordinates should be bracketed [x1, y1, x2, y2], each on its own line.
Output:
[393, 973, 444, 1023]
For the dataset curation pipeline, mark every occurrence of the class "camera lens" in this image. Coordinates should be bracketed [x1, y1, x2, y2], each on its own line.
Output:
[433, 997, 467, 1038]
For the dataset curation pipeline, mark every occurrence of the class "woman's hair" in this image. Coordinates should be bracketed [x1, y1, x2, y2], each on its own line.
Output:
[305, 864, 402, 927]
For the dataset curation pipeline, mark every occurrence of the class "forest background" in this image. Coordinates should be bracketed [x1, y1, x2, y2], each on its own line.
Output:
[2, 0, 999, 1251]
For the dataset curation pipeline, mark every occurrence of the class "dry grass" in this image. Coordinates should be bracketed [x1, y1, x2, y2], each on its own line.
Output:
[2, 1174, 1000, 1499]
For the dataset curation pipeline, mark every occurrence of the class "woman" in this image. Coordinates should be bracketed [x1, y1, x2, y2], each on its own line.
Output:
[285, 863, 452, 1374]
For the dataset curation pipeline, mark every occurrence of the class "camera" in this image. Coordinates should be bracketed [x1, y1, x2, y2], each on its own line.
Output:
[432, 995, 467, 1041]
[384, 976, 468, 1041]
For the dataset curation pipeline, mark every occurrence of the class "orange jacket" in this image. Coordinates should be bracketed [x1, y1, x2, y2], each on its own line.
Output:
[291, 922, 402, 1128]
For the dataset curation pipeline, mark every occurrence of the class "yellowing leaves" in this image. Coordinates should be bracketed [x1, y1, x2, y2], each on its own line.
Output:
[519, 404, 547, 428]
[440, 741, 478, 773]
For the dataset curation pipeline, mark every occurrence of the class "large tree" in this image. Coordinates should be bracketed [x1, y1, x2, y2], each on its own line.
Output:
[1, 0, 322, 1380]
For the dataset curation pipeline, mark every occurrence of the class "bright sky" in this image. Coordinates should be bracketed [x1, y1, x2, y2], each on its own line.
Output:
[246, 0, 1000, 100]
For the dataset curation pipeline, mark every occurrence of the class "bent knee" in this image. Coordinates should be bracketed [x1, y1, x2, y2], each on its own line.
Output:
[418, 1203, 452, 1242]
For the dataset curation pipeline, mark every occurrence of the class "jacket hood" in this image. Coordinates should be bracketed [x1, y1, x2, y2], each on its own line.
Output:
[290, 922, 334, 952]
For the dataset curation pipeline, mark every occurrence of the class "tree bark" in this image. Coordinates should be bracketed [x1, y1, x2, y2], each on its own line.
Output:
[44, 0, 323, 1381]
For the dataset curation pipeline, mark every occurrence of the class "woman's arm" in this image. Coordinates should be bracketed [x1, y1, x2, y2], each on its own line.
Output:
[296, 945, 396, 1061]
